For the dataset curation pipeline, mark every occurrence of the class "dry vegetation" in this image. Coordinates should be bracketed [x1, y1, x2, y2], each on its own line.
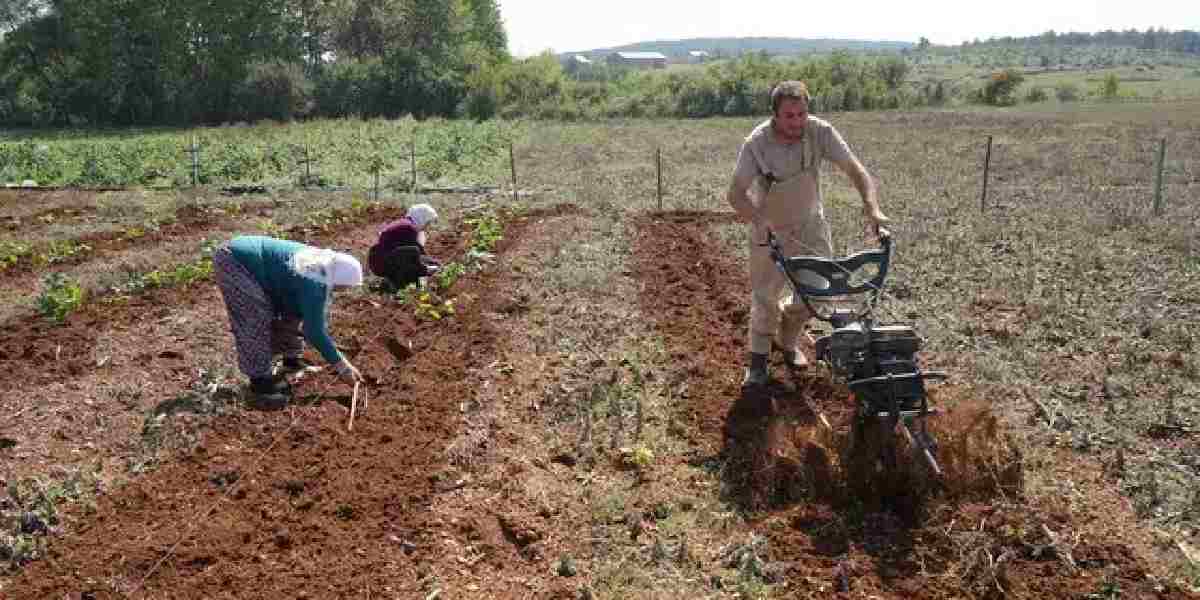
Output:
[500, 105, 1200, 595]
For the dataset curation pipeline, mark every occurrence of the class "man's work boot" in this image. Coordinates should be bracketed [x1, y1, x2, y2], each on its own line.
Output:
[248, 377, 290, 411]
[742, 352, 769, 387]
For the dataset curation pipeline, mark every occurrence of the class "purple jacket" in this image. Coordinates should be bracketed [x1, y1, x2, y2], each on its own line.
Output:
[368, 218, 421, 275]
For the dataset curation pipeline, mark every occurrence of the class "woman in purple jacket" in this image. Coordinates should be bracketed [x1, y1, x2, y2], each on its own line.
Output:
[367, 203, 442, 290]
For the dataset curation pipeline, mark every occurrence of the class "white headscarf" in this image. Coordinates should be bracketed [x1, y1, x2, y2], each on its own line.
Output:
[291, 247, 363, 289]
[406, 204, 438, 229]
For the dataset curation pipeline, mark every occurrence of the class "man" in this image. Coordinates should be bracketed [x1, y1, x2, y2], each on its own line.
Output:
[727, 80, 890, 386]
[367, 203, 442, 290]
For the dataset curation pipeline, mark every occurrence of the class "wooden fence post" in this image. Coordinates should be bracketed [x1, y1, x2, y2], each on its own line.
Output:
[509, 142, 518, 204]
[1153, 138, 1166, 216]
[187, 136, 201, 188]
[980, 135, 993, 212]
[656, 148, 663, 212]
[298, 143, 315, 188]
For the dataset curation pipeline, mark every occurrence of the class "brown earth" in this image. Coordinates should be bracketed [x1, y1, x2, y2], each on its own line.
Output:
[0, 204, 409, 491]
[1, 206, 1195, 599]
[0, 202, 275, 282]
[1, 205, 575, 599]
[629, 210, 1194, 599]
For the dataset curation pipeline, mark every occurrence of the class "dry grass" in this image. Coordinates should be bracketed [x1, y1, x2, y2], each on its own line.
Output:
[505, 104, 1200, 590]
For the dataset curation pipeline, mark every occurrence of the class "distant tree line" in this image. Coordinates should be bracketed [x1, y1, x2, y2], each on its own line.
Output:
[1, 8, 1196, 129]
[959, 28, 1200, 54]
[464, 51, 930, 120]
[0, 0, 507, 126]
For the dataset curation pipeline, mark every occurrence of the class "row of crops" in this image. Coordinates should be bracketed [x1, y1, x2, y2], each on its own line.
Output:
[0, 117, 515, 189]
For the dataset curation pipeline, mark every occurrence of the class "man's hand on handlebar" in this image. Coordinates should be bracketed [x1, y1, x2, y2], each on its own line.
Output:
[734, 210, 759, 225]
[863, 206, 891, 241]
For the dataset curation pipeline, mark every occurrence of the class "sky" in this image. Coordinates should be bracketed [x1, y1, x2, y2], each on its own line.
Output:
[499, 0, 1197, 57]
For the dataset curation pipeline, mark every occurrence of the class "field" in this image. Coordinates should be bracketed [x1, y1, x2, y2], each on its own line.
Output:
[1, 105, 1199, 598]
[0, 117, 512, 189]
[911, 61, 1200, 104]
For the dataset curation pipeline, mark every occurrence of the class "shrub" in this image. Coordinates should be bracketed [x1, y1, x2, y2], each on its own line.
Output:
[237, 60, 313, 122]
[978, 69, 1025, 106]
[924, 80, 948, 105]
[312, 59, 388, 118]
[462, 89, 498, 121]
[1025, 86, 1049, 103]
[876, 57, 911, 89]
[1101, 73, 1120, 99]
[1055, 83, 1081, 102]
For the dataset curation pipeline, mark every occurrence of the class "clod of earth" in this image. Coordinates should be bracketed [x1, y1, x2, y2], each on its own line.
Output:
[384, 336, 414, 363]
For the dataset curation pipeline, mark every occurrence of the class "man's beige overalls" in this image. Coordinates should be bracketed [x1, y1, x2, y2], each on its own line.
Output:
[747, 165, 833, 356]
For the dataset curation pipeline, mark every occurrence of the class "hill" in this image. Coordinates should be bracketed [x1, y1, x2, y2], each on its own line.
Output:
[563, 36, 914, 59]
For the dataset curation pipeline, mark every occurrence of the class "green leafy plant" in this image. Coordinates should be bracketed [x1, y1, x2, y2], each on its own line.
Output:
[36, 239, 92, 266]
[620, 444, 655, 470]
[257, 218, 286, 238]
[0, 240, 32, 270]
[133, 259, 214, 292]
[436, 261, 467, 289]
[348, 195, 374, 215]
[465, 211, 503, 253]
[36, 273, 85, 323]
[122, 226, 148, 241]
[412, 290, 455, 321]
[396, 283, 456, 321]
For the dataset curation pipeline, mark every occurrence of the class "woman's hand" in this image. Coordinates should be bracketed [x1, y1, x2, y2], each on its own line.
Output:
[335, 360, 364, 383]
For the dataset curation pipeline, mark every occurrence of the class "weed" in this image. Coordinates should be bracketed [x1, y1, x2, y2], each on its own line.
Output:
[1085, 576, 1123, 599]
[435, 261, 467, 289]
[1, 468, 99, 572]
[36, 272, 85, 323]
[396, 284, 456, 321]
[391, 208, 505, 320]
[0, 240, 31, 270]
[116, 258, 214, 294]
[38, 240, 92, 265]
[257, 218, 286, 239]
[619, 444, 655, 470]
[465, 211, 503, 253]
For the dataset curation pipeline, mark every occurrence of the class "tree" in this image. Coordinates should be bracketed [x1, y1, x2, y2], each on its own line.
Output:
[0, 9, 82, 125]
[0, 0, 46, 36]
[457, 0, 506, 60]
[917, 37, 930, 51]
[329, 0, 401, 60]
